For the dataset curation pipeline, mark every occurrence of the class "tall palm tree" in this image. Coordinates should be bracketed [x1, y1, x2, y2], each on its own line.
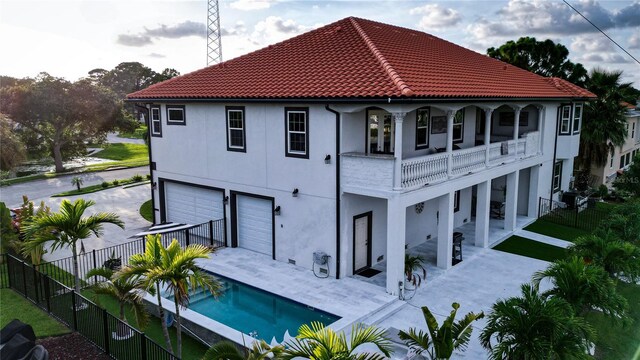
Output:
[23, 199, 124, 293]
[532, 257, 627, 319]
[281, 322, 392, 360]
[118, 235, 219, 358]
[202, 340, 283, 360]
[117, 235, 173, 353]
[398, 303, 483, 360]
[569, 233, 640, 281]
[578, 69, 635, 170]
[480, 283, 594, 360]
[86, 266, 149, 337]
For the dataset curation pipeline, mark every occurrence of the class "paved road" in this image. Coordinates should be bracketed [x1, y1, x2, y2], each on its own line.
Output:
[0, 166, 149, 208]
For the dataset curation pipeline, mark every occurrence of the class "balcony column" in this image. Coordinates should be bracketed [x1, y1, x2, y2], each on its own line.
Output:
[528, 165, 540, 218]
[392, 112, 406, 191]
[475, 179, 491, 248]
[484, 108, 493, 166]
[513, 107, 521, 160]
[386, 196, 406, 295]
[446, 110, 456, 177]
[437, 192, 454, 269]
[536, 105, 545, 155]
[504, 170, 519, 231]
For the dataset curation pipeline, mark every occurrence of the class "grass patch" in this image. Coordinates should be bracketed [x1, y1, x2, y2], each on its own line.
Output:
[524, 219, 591, 242]
[0, 289, 71, 338]
[82, 290, 209, 360]
[51, 176, 146, 197]
[118, 126, 147, 139]
[94, 143, 148, 161]
[140, 200, 153, 222]
[493, 236, 568, 262]
[587, 282, 640, 360]
[0, 173, 58, 186]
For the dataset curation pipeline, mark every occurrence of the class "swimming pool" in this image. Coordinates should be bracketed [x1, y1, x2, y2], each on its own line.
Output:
[165, 272, 340, 343]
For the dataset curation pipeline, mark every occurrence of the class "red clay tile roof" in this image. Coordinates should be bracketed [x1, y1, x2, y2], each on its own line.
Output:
[127, 17, 596, 100]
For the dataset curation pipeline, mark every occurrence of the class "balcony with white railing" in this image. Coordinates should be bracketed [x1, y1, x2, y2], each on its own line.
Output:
[342, 131, 541, 192]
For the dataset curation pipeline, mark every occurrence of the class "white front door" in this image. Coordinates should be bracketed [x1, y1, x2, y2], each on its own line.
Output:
[353, 213, 371, 273]
[236, 195, 273, 256]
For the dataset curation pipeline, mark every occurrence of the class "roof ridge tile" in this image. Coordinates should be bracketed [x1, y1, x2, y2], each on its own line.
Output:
[348, 17, 414, 96]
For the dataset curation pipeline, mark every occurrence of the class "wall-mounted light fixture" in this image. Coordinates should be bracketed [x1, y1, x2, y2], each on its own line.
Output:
[324, 154, 331, 164]
[274, 205, 281, 216]
[223, 196, 229, 205]
[292, 188, 299, 197]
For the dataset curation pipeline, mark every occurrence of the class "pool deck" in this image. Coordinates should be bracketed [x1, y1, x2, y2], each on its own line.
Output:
[149, 247, 397, 346]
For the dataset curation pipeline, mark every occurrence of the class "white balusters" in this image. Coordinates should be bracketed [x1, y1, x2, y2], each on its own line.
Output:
[451, 146, 487, 175]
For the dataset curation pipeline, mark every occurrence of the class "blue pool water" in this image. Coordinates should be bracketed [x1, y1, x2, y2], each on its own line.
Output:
[165, 272, 340, 342]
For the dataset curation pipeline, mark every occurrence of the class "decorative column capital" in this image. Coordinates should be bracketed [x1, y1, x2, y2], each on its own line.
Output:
[536, 105, 545, 111]
[392, 112, 407, 123]
[446, 109, 457, 120]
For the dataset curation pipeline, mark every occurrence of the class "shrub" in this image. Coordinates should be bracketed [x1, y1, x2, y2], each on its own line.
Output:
[132, 174, 143, 182]
[112, 179, 120, 186]
[146, 174, 151, 180]
[101, 181, 109, 188]
[597, 184, 608, 198]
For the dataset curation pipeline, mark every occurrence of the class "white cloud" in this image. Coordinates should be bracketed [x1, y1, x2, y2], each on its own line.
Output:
[249, 16, 314, 46]
[230, 0, 277, 11]
[410, 4, 462, 30]
[630, 30, 640, 49]
[571, 35, 612, 53]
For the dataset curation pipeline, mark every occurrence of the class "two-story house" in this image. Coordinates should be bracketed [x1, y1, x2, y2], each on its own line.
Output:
[589, 102, 640, 187]
[127, 17, 595, 295]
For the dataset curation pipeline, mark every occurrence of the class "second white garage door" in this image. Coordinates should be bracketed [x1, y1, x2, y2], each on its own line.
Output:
[164, 182, 223, 224]
[236, 195, 273, 256]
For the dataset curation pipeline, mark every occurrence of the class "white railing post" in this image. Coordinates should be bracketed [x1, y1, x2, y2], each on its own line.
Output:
[446, 110, 455, 178]
[513, 107, 521, 160]
[484, 108, 493, 166]
[392, 112, 406, 191]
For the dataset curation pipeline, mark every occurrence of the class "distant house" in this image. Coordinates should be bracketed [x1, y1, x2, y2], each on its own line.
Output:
[589, 102, 640, 187]
[127, 17, 595, 295]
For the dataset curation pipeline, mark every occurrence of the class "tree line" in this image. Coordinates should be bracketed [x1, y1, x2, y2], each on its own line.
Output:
[0, 63, 179, 173]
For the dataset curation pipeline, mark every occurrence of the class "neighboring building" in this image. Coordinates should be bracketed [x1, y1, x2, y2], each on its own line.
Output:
[589, 102, 640, 187]
[127, 17, 595, 295]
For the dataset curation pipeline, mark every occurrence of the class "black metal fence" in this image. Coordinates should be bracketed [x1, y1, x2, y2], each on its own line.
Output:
[538, 197, 609, 231]
[4, 253, 179, 360]
[38, 219, 226, 288]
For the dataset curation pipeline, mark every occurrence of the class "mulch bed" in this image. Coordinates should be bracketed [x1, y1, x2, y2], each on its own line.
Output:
[37, 333, 110, 360]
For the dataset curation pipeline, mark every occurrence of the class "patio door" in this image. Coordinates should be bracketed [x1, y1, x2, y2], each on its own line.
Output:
[353, 212, 372, 274]
[367, 109, 394, 154]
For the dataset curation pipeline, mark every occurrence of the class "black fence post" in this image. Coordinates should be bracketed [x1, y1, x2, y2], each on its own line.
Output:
[70, 290, 78, 330]
[102, 309, 110, 356]
[6, 255, 12, 289]
[43, 274, 51, 313]
[32, 264, 39, 304]
[21, 261, 27, 296]
[92, 250, 98, 285]
[209, 220, 214, 246]
[140, 333, 147, 359]
[537, 197, 542, 218]
[574, 205, 579, 228]
[185, 228, 190, 247]
[142, 237, 146, 253]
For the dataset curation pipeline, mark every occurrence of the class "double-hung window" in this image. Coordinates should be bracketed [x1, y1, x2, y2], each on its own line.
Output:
[415, 107, 430, 149]
[453, 110, 464, 143]
[572, 103, 582, 134]
[631, 122, 636, 139]
[553, 161, 562, 192]
[285, 107, 309, 158]
[559, 105, 571, 135]
[150, 106, 162, 137]
[226, 106, 245, 152]
[166, 105, 186, 125]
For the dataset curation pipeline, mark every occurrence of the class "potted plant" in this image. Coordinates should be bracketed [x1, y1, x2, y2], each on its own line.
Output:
[404, 254, 426, 291]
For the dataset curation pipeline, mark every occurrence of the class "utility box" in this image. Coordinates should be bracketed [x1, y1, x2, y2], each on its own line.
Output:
[313, 251, 329, 265]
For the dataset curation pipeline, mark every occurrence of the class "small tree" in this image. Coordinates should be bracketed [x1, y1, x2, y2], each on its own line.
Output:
[399, 303, 483, 360]
[0, 202, 18, 257]
[405, 254, 427, 288]
[71, 176, 84, 191]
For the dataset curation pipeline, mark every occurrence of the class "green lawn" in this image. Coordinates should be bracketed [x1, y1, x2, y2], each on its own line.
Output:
[139, 200, 153, 222]
[0, 289, 71, 338]
[118, 126, 147, 139]
[587, 282, 640, 360]
[87, 143, 149, 171]
[524, 219, 591, 242]
[83, 290, 209, 360]
[492, 236, 569, 262]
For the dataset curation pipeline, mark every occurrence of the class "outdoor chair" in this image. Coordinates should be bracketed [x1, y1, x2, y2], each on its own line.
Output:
[0, 333, 35, 360]
[21, 345, 48, 360]
[0, 320, 36, 346]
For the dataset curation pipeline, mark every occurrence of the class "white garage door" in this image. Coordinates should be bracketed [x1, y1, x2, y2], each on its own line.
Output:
[164, 182, 223, 224]
[236, 195, 273, 256]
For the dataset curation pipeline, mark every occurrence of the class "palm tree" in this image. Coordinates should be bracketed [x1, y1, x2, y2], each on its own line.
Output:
[71, 176, 84, 191]
[85, 267, 149, 337]
[405, 254, 427, 288]
[23, 199, 124, 293]
[117, 235, 174, 353]
[399, 303, 483, 360]
[281, 322, 392, 360]
[118, 235, 220, 358]
[569, 233, 640, 281]
[578, 69, 635, 170]
[202, 340, 283, 360]
[480, 283, 594, 360]
[532, 257, 627, 319]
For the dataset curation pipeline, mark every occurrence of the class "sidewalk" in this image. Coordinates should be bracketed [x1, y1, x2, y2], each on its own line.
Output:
[514, 229, 573, 248]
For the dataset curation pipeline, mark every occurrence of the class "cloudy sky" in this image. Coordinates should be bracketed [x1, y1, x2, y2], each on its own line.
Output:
[1, 0, 639, 87]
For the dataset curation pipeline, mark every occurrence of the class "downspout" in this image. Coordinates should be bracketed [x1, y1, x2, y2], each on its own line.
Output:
[325, 105, 341, 280]
[551, 106, 560, 202]
[136, 103, 156, 225]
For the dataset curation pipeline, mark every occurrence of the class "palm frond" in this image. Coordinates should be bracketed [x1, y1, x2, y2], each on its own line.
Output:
[202, 341, 245, 360]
